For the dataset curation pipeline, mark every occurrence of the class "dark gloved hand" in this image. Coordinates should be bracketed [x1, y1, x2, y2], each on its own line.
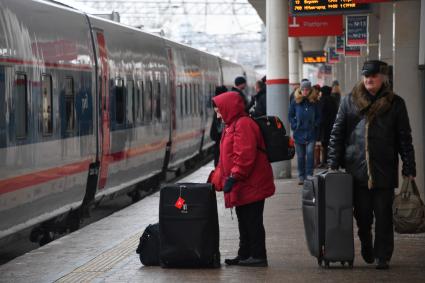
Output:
[223, 176, 237, 193]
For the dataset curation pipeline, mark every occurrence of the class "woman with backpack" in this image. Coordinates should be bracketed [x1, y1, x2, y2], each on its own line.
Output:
[212, 91, 275, 267]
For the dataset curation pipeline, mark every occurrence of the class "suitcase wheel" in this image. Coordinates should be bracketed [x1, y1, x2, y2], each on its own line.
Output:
[317, 258, 323, 267]
[348, 261, 354, 268]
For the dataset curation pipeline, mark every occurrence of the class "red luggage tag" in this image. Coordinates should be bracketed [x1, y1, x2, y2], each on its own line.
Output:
[175, 185, 186, 210]
[175, 196, 185, 209]
[275, 117, 283, 129]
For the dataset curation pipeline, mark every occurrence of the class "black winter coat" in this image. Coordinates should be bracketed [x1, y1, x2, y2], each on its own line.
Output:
[249, 89, 266, 118]
[327, 83, 416, 189]
[231, 87, 250, 113]
[319, 93, 339, 144]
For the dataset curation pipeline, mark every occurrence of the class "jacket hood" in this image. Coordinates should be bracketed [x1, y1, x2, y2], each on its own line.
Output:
[212, 91, 246, 124]
[294, 87, 319, 104]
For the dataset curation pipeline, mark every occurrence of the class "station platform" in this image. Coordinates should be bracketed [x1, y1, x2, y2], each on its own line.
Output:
[1, 162, 424, 283]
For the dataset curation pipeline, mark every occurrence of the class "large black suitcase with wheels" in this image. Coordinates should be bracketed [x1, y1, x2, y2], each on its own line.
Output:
[302, 171, 354, 268]
[159, 183, 220, 268]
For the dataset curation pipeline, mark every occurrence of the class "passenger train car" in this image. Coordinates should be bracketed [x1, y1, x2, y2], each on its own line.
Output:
[0, 0, 258, 243]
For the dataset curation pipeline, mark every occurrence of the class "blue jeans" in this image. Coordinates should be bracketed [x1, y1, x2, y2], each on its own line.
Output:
[295, 141, 315, 181]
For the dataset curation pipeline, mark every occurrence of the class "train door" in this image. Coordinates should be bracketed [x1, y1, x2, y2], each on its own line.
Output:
[93, 30, 110, 189]
[163, 47, 176, 172]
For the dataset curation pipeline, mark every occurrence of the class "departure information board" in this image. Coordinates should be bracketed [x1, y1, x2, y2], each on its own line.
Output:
[303, 51, 327, 64]
[290, 0, 370, 15]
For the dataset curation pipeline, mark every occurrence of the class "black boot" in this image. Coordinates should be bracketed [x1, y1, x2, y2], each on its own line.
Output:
[225, 255, 248, 265]
[237, 257, 268, 267]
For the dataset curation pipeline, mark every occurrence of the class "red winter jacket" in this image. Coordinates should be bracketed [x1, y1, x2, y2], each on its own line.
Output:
[212, 91, 275, 208]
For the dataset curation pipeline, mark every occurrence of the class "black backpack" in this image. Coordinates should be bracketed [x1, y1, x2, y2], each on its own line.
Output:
[136, 223, 160, 266]
[253, 115, 295, 162]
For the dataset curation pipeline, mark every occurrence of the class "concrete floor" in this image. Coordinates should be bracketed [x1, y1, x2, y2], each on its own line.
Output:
[1, 162, 424, 283]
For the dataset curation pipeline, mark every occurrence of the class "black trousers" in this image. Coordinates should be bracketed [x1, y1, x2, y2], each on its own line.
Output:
[353, 186, 394, 261]
[235, 199, 266, 259]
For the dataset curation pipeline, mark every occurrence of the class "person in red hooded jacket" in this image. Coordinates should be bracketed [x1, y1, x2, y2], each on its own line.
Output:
[212, 91, 275, 267]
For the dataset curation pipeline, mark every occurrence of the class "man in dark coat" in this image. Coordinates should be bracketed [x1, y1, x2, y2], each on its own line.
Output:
[318, 85, 338, 167]
[232, 76, 250, 112]
[327, 60, 416, 270]
[210, 85, 228, 166]
[249, 80, 266, 118]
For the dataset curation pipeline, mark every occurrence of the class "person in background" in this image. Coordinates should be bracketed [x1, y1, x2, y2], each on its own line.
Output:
[249, 80, 267, 118]
[232, 76, 250, 112]
[288, 80, 321, 185]
[289, 82, 300, 104]
[290, 79, 310, 103]
[313, 84, 321, 95]
[212, 91, 275, 267]
[327, 60, 416, 270]
[331, 80, 342, 107]
[318, 85, 338, 168]
[210, 85, 228, 166]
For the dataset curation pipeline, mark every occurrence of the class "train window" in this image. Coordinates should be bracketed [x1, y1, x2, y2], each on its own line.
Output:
[198, 84, 203, 116]
[115, 78, 124, 124]
[144, 80, 153, 121]
[177, 85, 182, 117]
[209, 84, 213, 108]
[155, 82, 161, 120]
[137, 80, 144, 122]
[14, 73, 27, 139]
[127, 80, 134, 125]
[184, 84, 188, 116]
[192, 84, 196, 115]
[188, 84, 192, 115]
[41, 74, 53, 135]
[64, 77, 75, 133]
[196, 84, 200, 115]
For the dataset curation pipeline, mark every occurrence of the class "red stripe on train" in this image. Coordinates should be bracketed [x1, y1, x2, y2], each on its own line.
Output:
[0, 130, 203, 195]
[0, 159, 92, 196]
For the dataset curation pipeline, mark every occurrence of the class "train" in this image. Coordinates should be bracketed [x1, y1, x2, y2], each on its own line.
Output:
[0, 0, 258, 244]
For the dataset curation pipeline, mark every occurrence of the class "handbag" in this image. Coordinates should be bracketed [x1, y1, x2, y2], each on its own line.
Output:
[136, 223, 160, 266]
[393, 178, 425, 234]
[207, 166, 223, 191]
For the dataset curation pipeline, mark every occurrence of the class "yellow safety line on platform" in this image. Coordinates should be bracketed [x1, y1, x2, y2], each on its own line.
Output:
[55, 232, 142, 283]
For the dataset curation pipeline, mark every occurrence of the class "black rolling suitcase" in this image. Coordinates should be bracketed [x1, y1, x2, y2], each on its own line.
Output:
[159, 183, 220, 268]
[302, 171, 354, 268]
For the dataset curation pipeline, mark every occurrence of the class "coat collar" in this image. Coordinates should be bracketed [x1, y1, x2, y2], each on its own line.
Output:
[294, 87, 319, 104]
[352, 82, 394, 123]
